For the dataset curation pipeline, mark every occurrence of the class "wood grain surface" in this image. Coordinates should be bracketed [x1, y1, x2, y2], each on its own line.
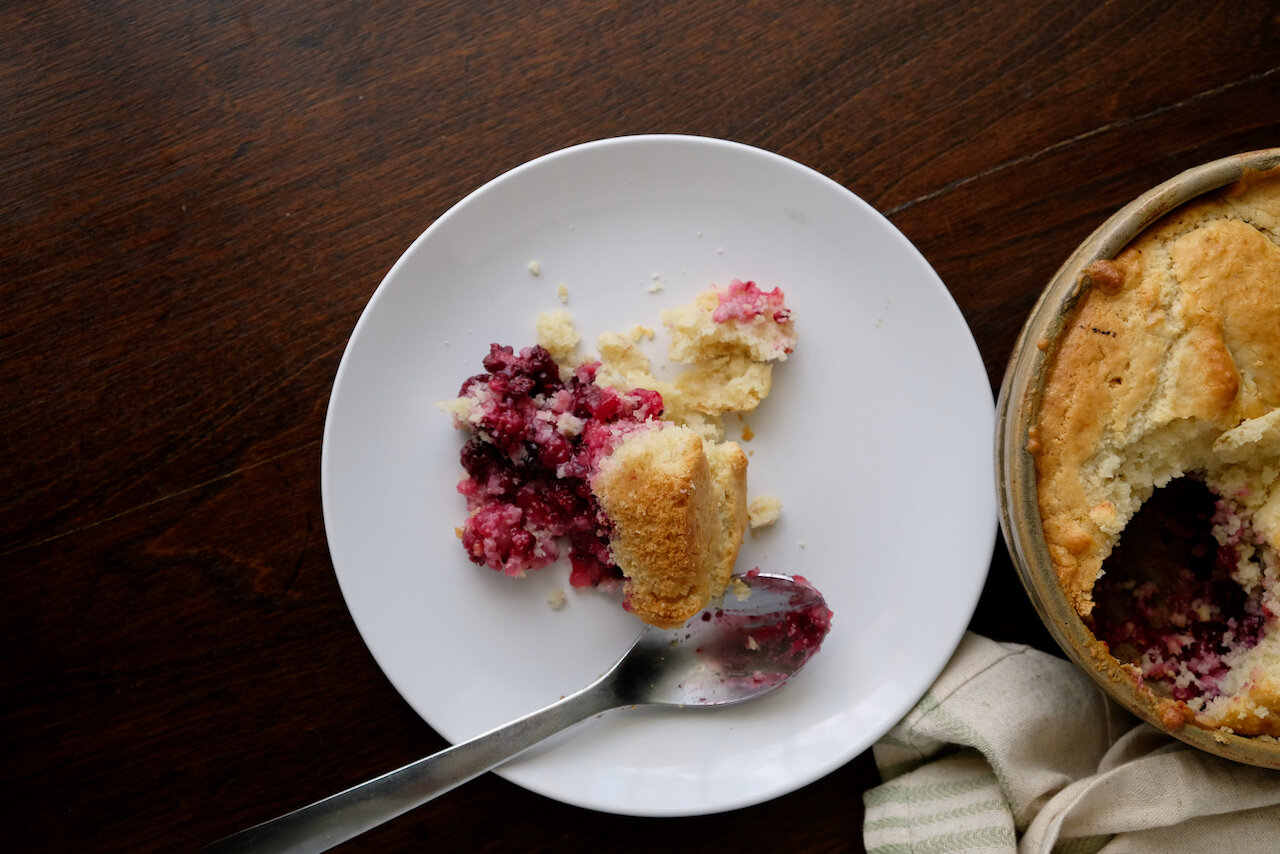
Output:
[3, 1, 1277, 851]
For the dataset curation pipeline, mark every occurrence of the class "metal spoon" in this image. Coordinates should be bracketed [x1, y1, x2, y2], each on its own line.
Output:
[206, 571, 832, 854]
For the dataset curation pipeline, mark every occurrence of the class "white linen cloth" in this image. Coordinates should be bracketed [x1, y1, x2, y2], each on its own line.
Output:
[862, 632, 1280, 853]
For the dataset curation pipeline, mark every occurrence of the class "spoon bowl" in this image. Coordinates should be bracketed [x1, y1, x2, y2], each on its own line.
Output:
[621, 571, 832, 707]
[207, 571, 832, 854]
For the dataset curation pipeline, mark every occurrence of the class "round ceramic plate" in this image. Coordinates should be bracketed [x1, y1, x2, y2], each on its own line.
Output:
[321, 135, 995, 816]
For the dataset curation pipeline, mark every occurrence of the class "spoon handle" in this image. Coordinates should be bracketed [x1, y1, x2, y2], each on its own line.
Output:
[205, 679, 622, 854]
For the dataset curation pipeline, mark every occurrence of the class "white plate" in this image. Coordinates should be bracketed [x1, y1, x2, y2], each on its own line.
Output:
[321, 135, 995, 816]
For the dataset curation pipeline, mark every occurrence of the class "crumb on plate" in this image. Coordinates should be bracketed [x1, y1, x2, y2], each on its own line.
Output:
[748, 495, 783, 529]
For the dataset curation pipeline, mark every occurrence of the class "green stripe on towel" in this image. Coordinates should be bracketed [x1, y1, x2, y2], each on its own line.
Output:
[863, 775, 994, 807]
[866, 824, 1016, 854]
[863, 797, 1007, 832]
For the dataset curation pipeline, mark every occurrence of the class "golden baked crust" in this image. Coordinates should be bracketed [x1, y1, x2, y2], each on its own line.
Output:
[1035, 168, 1280, 616]
[1035, 167, 1280, 737]
[592, 426, 748, 628]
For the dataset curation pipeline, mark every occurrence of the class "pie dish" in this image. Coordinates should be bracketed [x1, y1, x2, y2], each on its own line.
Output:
[997, 148, 1280, 767]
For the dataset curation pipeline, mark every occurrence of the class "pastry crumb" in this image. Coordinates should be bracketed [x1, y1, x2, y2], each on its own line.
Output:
[547, 589, 567, 610]
[535, 308, 580, 368]
[527, 260, 542, 276]
[748, 495, 783, 528]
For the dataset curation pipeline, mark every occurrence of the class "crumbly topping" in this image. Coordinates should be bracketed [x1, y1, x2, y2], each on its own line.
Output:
[1035, 168, 1280, 736]
[748, 495, 783, 529]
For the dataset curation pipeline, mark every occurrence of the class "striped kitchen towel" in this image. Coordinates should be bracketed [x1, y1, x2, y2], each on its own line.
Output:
[862, 633, 1280, 853]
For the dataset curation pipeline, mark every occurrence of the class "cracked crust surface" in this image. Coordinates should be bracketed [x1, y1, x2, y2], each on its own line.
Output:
[1035, 168, 1280, 617]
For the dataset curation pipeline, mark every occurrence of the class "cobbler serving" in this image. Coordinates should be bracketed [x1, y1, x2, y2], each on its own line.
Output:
[442, 280, 797, 627]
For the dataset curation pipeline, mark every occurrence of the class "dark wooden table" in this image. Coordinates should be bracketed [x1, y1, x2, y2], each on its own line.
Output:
[4, 2, 1277, 851]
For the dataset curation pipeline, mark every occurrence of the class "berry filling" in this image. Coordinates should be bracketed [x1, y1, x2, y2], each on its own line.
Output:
[689, 569, 832, 690]
[450, 343, 663, 586]
[1091, 477, 1268, 702]
[711, 279, 794, 346]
